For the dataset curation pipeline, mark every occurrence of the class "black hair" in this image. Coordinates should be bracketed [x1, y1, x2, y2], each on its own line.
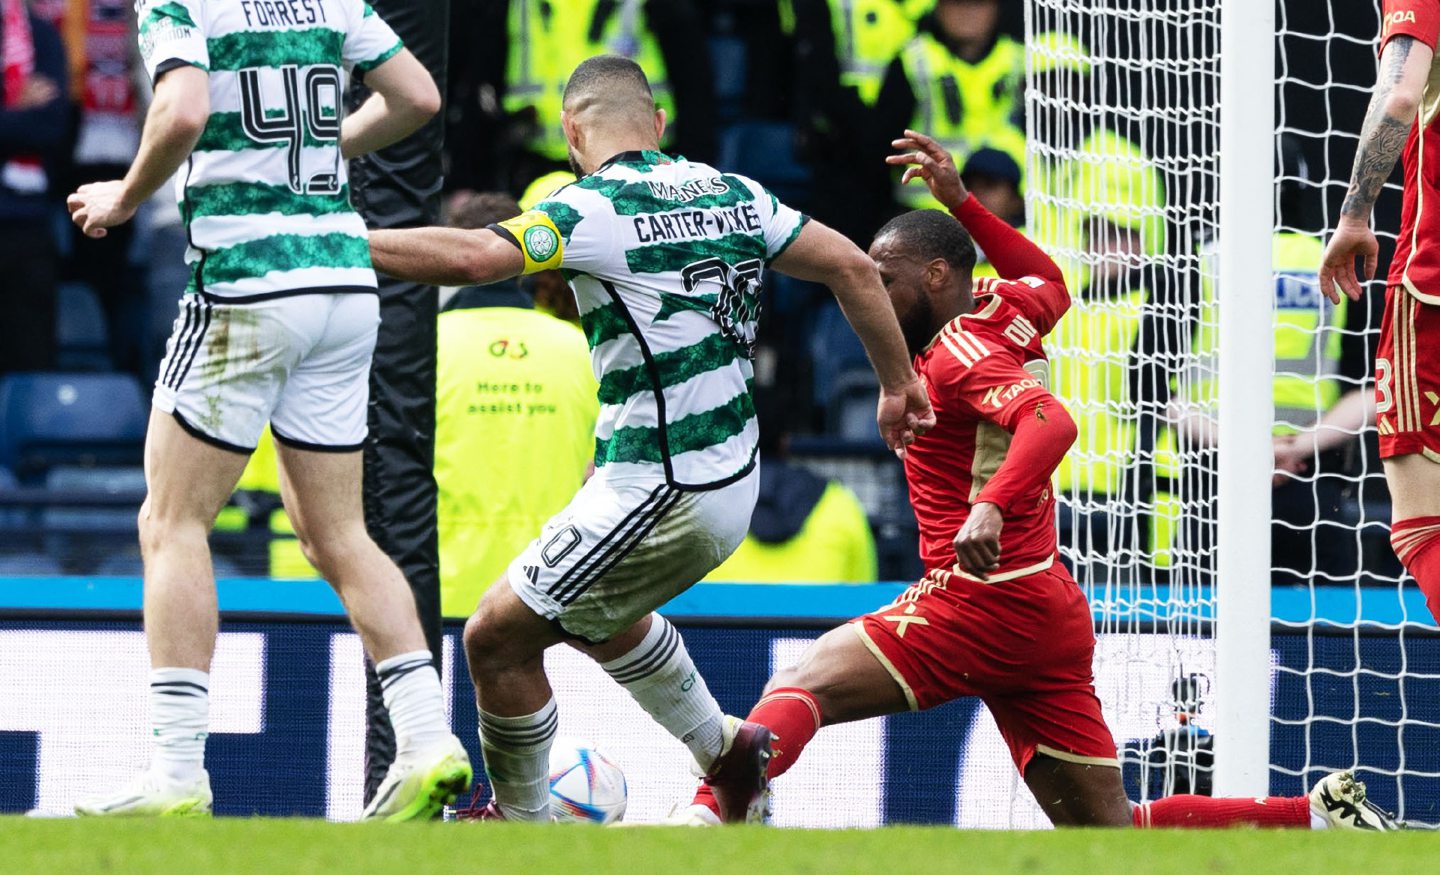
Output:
[873, 209, 978, 274]
[448, 192, 521, 230]
[563, 55, 653, 105]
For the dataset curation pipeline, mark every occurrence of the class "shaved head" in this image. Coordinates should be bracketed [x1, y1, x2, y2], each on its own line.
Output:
[873, 209, 978, 274]
[563, 55, 656, 124]
[559, 55, 664, 175]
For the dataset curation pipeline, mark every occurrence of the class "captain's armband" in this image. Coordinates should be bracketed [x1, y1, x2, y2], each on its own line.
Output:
[489, 211, 564, 274]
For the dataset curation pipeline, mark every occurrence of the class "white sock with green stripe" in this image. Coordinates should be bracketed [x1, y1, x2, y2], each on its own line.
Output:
[601, 614, 725, 771]
[479, 698, 558, 821]
[150, 667, 209, 787]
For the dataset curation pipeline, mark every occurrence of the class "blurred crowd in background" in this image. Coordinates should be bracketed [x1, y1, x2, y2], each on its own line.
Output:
[0, 0, 1404, 605]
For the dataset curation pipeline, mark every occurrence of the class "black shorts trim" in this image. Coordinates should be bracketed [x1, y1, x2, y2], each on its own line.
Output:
[168, 299, 213, 391]
[192, 286, 379, 305]
[669, 454, 759, 493]
[553, 487, 685, 608]
[171, 411, 254, 456]
[545, 484, 668, 600]
[270, 428, 365, 454]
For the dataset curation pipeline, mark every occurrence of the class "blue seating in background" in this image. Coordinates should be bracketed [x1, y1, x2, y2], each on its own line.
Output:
[56, 282, 111, 372]
[0, 372, 148, 481]
[708, 36, 748, 123]
[41, 466, 146, 534]
[717, 122, 812, 207]
[809, 300, 872, 403]
[0, 553, 64, 575]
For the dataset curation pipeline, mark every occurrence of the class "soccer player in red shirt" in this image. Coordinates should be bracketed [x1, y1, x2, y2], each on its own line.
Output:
[1321, 1, 1440, 623]
[678, 131, 1398, 830]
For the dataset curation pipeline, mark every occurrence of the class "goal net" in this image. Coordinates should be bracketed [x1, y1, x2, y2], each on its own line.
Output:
[1026, 0, 1437, 826]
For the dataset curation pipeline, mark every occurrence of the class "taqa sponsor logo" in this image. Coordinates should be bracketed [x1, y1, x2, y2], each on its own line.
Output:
[1384, 9, 1418, 33]
[981, 378, 1042, 408]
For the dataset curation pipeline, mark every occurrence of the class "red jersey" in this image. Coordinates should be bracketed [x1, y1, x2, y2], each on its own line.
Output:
[904, 198, 1074, 579]
[1383, 0, 1440, 302]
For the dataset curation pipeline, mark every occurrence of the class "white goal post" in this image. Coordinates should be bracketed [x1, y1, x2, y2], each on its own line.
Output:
[1213, 0, 1275, 797]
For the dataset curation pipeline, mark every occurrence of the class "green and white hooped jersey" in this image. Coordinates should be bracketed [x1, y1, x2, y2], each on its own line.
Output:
[492, 151, 808, 489]
[137, 0, 403, 301]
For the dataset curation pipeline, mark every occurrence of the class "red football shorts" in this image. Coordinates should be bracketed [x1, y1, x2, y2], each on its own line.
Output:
[1377, 286, 1440, 461]
[850, 561, 1119, 774]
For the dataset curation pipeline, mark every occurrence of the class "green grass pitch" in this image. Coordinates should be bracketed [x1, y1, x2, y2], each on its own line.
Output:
[2, 818, 1430, 874]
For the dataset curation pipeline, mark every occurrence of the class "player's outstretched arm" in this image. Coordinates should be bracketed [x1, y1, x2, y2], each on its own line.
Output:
[67, 65, 209, 239]
[370, 226, 523, 287]
[1320, 34, 1432, 303]
[889, 129, 1066, 291]
[341, 48, 442, 159]
[771, 219, 935, 456]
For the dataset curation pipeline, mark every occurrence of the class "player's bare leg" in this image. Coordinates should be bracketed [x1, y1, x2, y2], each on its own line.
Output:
[139, 411, 249, 670]
[275, 445, 433, 661]
[685, 623, 910, 823]
[76, 411, 248, 817]
[462, 577, 569, 820]
[1022, 754, 1131, 826]
[1383, 454, 1440, 621]
[277, 444, 470, 821]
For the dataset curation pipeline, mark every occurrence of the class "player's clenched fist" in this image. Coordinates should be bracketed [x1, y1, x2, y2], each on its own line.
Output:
[67, 180, 136, 239]
[878, 378, 936, 460]
[954, 502, 1003, 580]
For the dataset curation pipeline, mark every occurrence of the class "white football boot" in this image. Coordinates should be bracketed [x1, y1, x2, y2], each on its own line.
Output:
[75, 769, 213, 817]
[361, 734, 473, 822]
[1309, 770, 1403, 830]
[660, 801, 722, 826]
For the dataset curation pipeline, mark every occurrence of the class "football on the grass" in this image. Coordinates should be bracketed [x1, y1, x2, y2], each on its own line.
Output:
[548, 744, 628, 824]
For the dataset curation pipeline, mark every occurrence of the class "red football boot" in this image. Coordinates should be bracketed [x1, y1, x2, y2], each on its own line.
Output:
[704, 716, 773, 824]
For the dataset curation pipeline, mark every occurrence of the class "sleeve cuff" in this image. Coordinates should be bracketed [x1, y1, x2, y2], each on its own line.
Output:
[151, 57, 208, 82]
[354, 41, 403, 75]
[768, 214, 810, 264]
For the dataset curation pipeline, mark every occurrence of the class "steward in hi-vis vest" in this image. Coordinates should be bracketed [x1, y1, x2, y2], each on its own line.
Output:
[503, 0, 714, 168]
[872, 0, 1025, 212]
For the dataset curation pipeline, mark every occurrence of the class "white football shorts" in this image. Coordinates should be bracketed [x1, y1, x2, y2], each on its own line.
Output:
[152, 292, 379, 453]
[507, 467, 759, 642]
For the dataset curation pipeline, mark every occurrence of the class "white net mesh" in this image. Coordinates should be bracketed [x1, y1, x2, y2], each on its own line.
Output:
[1030, 0, 1437, 824]
[1026, 0, 1223, 807]
[1271, 0, 1440, 825]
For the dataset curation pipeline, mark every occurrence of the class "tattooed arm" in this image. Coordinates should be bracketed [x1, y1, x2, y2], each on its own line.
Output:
[1320, 34, 1433, 303]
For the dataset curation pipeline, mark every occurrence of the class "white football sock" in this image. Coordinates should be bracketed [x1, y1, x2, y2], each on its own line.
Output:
[601, 614, 725, 770]
[376, 650, 450, 754]
[479, 698, 557, 821]
[149, 667, 209, 786]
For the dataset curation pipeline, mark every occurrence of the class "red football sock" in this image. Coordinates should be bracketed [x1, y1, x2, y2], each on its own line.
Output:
[1390, 515, 1440, 623]
[1133, 795, 1310, 828]
[692, 687, 823, 816]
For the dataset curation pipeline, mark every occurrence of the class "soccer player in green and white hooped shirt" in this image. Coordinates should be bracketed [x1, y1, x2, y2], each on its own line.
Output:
[369, 55, 936, 823]
[66, 0, 471, 820]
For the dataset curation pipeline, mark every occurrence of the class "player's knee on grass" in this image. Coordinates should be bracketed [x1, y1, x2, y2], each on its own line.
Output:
[1024, 755, 1131, 828]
